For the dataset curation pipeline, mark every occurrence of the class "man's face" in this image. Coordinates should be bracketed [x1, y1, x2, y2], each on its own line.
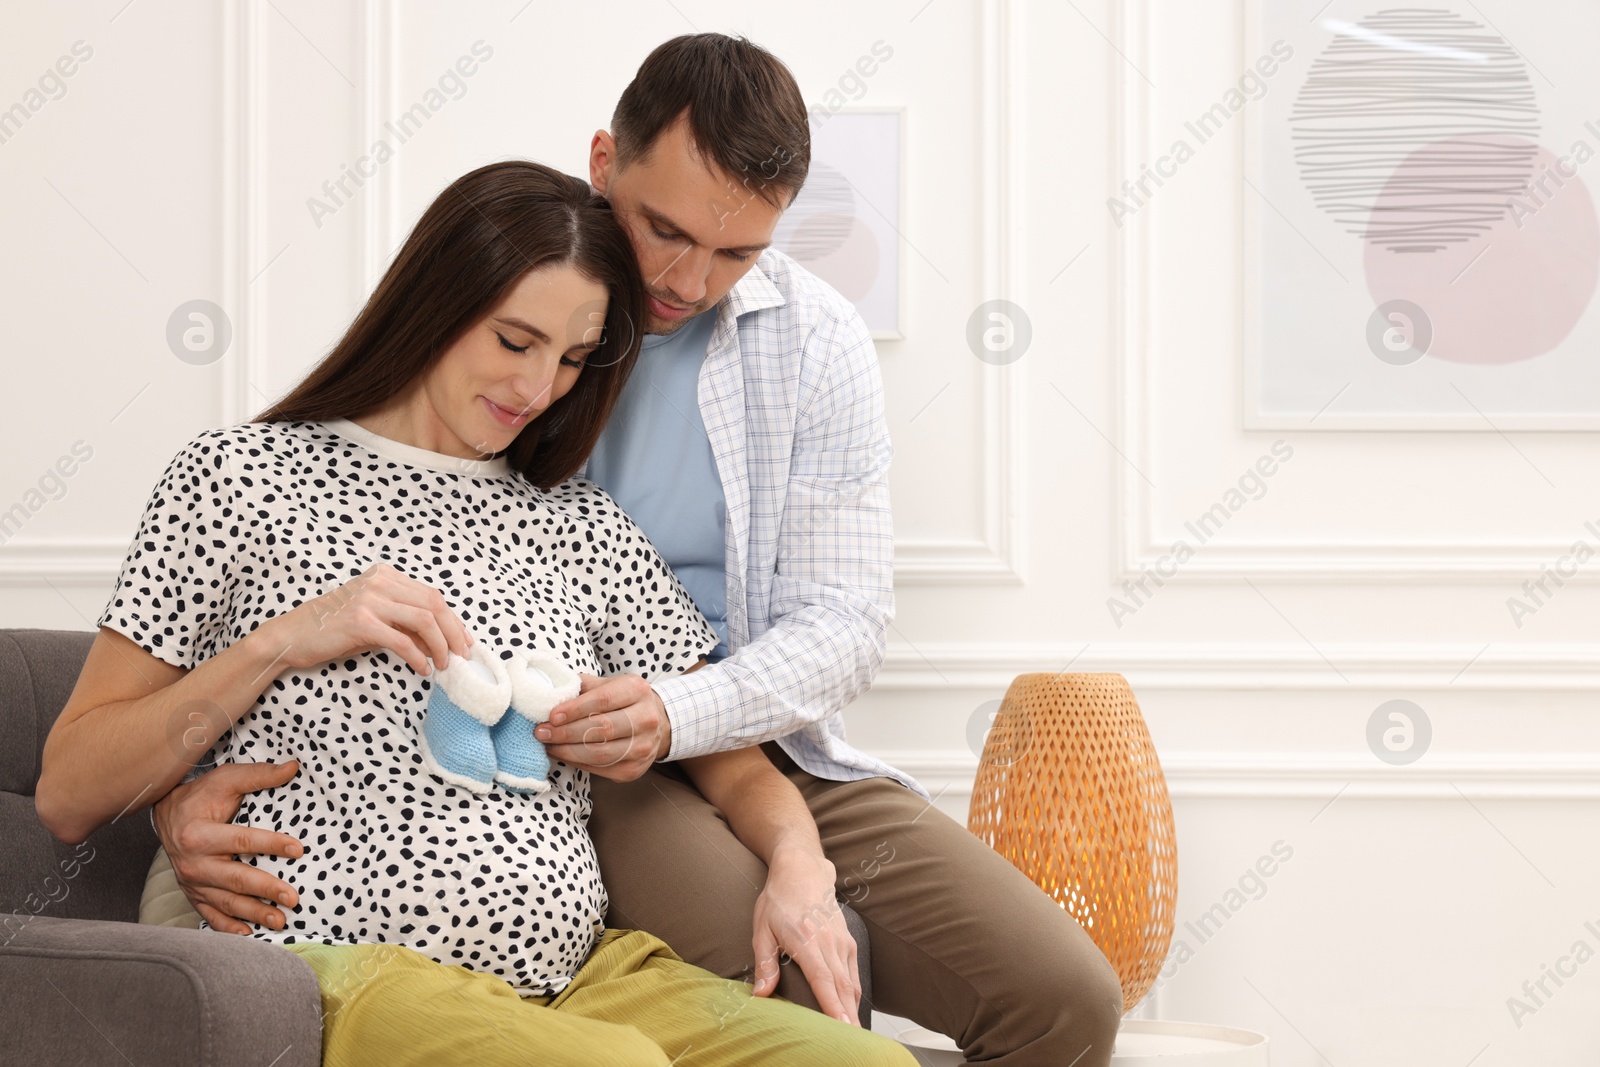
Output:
[590, 116, 789, 335]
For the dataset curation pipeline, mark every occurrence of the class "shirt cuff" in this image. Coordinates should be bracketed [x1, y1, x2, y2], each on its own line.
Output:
[651, 669, 727, 762]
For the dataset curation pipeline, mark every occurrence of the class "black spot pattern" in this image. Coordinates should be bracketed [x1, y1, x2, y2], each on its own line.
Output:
[97, 420, 717, 994]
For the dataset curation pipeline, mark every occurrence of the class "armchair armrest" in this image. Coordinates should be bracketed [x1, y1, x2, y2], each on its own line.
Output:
[1, 914, 321, 1067]
[840, 900, 873, 1030]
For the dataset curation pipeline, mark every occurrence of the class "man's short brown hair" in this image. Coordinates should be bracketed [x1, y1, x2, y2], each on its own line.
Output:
[611, 33, 810, 208]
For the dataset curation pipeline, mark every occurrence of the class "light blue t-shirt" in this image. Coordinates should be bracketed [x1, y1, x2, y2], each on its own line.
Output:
[586, 309, 730, 660]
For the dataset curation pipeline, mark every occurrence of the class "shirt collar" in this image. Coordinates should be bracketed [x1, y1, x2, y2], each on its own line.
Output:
[719, 250, 787, 320]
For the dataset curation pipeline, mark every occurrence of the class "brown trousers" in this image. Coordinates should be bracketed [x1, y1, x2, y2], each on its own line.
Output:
[588, 743, 1124, 1067]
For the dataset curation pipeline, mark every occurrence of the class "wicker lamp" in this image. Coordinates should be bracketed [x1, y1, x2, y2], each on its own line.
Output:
[967, 672, 1178, 1012]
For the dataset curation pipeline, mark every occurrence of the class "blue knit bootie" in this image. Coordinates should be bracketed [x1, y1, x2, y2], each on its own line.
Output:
[493, 649, 581, 795]
[419, 643, 512, 795]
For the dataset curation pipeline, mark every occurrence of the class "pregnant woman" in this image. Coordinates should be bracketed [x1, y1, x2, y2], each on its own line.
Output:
[35, 160, 912, 1067]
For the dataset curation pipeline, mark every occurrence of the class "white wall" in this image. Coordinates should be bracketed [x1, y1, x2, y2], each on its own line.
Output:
[2, 2, 1597, 1064]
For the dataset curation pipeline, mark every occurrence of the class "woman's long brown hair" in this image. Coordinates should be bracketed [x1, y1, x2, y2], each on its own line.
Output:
[256, 160, 646, 488]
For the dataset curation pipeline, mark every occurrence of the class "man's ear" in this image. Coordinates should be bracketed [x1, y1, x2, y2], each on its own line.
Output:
[589, 130, 617, 195]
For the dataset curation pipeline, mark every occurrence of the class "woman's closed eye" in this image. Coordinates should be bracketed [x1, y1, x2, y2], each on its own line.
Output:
[500, 331, 587, 369]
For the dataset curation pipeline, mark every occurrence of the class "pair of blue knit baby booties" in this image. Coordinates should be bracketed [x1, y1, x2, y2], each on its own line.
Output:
[418, 643, 580, 796]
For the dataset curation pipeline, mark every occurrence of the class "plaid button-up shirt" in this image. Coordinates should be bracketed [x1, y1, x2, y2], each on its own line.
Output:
[638, 249, 925, 799]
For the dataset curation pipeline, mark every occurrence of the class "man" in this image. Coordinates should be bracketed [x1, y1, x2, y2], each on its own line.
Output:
[153, 32, 1124, 1067]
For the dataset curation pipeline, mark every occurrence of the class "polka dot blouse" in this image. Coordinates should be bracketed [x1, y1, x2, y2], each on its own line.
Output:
[97, 418, 717, 995]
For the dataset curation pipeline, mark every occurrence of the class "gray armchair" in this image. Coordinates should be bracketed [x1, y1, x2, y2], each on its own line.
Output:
[0, 628, 323, 1066]
[0, 628, 872, 1066]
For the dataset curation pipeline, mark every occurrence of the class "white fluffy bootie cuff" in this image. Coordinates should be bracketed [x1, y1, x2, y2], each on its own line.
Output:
[419, 642, 513, 794]
[492, 649, 582, 795]
[506, 650, 582, 724]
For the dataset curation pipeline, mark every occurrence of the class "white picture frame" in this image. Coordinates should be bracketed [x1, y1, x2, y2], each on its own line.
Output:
[1243, 1, 1600, 430]
[775, 106, 905, 341]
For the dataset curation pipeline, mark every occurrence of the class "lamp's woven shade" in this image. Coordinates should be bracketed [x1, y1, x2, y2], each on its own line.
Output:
[967, 672, 1178, 1012]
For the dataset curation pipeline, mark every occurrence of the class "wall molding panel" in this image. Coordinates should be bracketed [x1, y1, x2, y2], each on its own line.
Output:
[219, 0, 269, 428]
[0, 542, 124, 589]
[1108, 0, 1594, 585]
[0, 7, 265, 588]
[879, 0, 1028, 586]
[877, 640, 1600, 691]
[876, 749, 1600, 805]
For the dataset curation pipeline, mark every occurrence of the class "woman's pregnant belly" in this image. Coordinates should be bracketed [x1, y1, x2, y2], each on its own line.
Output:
[224, 762, 608, 995]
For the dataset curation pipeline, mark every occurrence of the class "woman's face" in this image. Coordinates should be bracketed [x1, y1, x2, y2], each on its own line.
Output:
[421, 263, 608, 459]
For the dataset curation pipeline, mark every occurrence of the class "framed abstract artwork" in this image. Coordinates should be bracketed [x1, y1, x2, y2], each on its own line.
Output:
[774, 107, 904, 340]
[1245, 3, 1600, 429]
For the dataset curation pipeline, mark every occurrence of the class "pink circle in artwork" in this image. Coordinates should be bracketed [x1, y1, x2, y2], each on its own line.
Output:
[1364, 138, 1600, 364]
[788, 212, 880, 303]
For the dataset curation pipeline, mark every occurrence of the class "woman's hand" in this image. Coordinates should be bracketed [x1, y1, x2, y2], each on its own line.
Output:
[751, 846, 862, 1026]
[262, 563, 472, 676]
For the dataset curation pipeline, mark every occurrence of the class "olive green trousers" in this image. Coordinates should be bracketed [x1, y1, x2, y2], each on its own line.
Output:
[284, 926, 916, 1067]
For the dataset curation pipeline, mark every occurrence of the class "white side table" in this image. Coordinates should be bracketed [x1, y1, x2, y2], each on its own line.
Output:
[884, 1018, 1269, 1065]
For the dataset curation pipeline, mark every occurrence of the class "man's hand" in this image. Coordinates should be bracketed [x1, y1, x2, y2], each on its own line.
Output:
[750, 846, 862, 1026]
[537, 673, 671, 782]
[153, 761, 305, 935]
